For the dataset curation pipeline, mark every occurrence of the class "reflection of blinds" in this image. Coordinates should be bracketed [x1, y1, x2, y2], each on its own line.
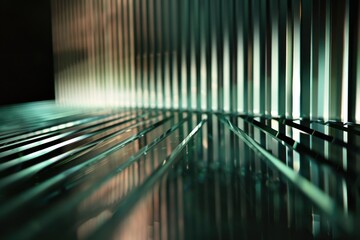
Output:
[52, 0, 360, 121]
[1, 103, 360, 239]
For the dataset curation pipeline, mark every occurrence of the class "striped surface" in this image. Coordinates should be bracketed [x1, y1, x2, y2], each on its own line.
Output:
[0, 102, 360, 239]
[51, 0, 360, 121]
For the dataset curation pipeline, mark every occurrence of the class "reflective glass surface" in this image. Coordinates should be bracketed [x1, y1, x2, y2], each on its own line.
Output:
[0, 102, 359, 239]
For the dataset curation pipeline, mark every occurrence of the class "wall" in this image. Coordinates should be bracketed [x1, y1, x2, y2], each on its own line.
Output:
[52, 0, 360, 122]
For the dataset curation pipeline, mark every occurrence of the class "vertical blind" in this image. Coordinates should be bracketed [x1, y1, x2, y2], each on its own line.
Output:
[52, 0, 360, 122]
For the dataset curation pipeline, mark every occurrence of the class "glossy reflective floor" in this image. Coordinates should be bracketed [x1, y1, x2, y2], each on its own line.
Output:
[0, 102, 360, 239]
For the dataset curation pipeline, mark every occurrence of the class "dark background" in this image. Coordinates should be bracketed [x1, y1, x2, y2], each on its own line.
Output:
[0, 0, 54, 106]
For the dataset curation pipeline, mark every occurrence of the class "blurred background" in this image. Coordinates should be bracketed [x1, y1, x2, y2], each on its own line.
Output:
[0, 0, 54, 105]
